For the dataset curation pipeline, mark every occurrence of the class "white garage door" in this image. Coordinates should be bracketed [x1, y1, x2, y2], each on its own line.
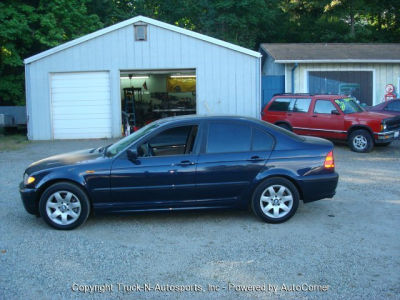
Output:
[51, 72, 112, 139]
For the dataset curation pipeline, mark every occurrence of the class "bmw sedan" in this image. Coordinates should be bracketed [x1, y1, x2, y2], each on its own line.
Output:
[20, 116, 339, 229]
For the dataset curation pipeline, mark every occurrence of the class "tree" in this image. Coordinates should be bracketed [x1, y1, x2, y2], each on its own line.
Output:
[0, 0, 102, 105]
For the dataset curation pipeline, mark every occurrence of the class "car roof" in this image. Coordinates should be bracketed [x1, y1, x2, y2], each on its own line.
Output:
[273, 94, 348, 98]
[155, 114, 264, 125]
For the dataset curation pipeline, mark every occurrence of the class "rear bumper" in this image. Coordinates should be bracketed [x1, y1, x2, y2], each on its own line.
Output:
[19, 182, 39, 215]
[298, 172, 339, 203]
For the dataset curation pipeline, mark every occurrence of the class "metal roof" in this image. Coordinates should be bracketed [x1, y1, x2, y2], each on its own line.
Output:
[260, 43, 400, 63]
[24, 15, 261, 64]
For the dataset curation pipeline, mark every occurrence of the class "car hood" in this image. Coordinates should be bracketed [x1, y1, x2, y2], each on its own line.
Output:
[26, 148, 105, 174]
[350, 111, 395, 120]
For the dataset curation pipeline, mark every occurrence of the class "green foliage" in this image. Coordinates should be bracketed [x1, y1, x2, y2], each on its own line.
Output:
[1, 0, 399, 106]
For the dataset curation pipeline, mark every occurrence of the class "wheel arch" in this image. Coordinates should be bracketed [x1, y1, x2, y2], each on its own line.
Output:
[274, 121, 293, 131]
[347, 125, 374, 138]
[251, 173, 304, 201]
[35, 178, 93, 214]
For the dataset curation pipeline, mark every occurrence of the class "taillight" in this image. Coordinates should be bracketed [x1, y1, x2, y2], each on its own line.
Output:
[324, 151, 335, 169]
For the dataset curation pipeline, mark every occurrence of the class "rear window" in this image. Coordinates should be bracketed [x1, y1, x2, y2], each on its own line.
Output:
[207, 122, 251, 153]
[268, 98, 293, 112]
[293, 98, 311, 113]
[252, 129, 274, 151]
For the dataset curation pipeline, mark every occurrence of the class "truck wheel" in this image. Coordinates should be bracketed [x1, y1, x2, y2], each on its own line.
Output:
[251, 177, 299, 223]
[348, 129, 373, 153]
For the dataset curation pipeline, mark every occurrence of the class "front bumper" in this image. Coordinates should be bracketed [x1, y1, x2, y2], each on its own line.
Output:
[19, 182, 39, 215]
[374, 129, 400, 143]
[298, 172, 339, 203]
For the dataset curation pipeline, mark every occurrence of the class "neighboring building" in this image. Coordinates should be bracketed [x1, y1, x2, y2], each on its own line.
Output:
[24, 16, 261, 140]
[260, 43, 400, 107]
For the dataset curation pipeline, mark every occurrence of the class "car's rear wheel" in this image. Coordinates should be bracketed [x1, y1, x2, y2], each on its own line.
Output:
[39, 182, 90, 230]
[251, 177, 299, 223]
[348, 129, 373, 153]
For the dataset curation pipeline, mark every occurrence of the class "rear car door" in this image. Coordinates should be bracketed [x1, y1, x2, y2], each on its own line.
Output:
[288, 98, 312, 134]
[310, 99, 345, 139]
[195, 120, 274, 207]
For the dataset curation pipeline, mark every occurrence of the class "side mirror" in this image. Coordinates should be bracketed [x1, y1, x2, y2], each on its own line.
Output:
[331, 109, 340, 115]
[127, 148, 138, 161]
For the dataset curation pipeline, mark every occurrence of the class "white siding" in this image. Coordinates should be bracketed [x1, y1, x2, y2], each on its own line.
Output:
[26, 23, 261, 140]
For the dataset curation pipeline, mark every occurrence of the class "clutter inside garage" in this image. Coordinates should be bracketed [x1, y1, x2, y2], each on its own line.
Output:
[120, 71, 196, 135]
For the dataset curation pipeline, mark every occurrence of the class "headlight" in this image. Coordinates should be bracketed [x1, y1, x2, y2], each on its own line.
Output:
[23, 173, 35, 185]
[381, 123, 387, 131]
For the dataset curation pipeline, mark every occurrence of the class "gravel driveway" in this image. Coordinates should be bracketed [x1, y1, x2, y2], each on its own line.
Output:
[0, 139, 399, 299]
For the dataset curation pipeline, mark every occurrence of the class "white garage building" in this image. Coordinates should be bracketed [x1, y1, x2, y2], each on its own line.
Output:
[24, 16, 261, 140]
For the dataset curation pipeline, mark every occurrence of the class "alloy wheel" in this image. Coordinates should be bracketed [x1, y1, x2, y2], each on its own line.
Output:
[45, 191, 81, 225]
[259, 185, 293, 219]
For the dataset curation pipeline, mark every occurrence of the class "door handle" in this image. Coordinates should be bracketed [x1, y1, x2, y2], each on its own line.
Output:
[287, 113, 292, 116]
[177, 160, 195, 166]
[248, 156, 264, 162]
[312, 115, 318, 117]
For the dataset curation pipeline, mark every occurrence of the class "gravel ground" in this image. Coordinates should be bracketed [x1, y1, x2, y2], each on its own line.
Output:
[0, 139, 399, 300]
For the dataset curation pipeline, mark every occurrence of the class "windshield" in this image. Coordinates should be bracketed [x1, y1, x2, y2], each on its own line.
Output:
[334, 98, 364, 114]
[106, 122, 160, 157]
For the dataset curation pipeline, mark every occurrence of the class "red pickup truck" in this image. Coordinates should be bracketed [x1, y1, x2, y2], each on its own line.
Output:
[262, 94, 400, 152]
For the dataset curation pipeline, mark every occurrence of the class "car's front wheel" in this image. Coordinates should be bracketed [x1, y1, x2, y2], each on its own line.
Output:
[251, 177, 299, 223]
[39, 182, 90, 230]
[348, 129, 373, 153]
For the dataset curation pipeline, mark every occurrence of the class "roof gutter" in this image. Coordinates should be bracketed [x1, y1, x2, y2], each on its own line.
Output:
[291, 63, 298, 93]
[275, 59, 400, 64]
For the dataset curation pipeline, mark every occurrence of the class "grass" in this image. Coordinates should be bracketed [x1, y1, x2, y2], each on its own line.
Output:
[0, 133, 30, 152]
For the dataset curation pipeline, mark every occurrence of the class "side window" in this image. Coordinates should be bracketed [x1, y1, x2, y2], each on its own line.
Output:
[314, 100, 337, 114]
[293, 98, 311, 113]
[386, 101, 400, 112]
[207, 122, 251, 153]
[138, 125, 197, 157]
[268, 98, 294, 112]
[252, 129, 274, 151]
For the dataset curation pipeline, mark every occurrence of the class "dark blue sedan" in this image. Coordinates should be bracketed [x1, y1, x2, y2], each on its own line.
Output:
[20, 116, 338, 229]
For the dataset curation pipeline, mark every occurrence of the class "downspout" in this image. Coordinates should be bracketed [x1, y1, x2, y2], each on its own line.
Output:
[291, 63, 298, 93]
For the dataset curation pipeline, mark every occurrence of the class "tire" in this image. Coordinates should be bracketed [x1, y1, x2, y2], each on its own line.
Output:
[39, 182, 90, 230]
[375, 141, 392, 147]
[348, 129, 373, 153]
[276, 123, 292, 131]
[251, 177, 299, 223]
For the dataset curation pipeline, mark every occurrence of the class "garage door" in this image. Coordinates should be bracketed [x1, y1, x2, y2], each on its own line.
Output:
[51, 72, 112, 139]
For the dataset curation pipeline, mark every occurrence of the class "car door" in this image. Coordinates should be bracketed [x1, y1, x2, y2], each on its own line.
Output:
[110, 123, 201, 210]
[195, 120, 274, 207]
[287, 98, 312, 135]
[309, 99, 345, 139]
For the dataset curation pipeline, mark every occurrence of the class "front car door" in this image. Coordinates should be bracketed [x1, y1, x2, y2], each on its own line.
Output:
[309, 99, 345, 139]
[109, 122, 202, 210]
[195, 120, 274, 207]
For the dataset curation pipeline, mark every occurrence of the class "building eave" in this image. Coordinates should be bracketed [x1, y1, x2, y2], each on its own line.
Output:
[24, 15, 261, 65]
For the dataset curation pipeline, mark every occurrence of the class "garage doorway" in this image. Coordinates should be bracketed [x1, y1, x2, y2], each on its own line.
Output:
[120, 69, 196, 135]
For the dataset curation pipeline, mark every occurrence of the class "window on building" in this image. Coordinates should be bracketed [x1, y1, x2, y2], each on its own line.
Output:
[308, 71, 373, 106]
[135, 25, 147, 41]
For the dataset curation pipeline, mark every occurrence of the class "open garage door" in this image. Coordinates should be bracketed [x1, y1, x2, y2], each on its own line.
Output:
[51, 72, 112, 139]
